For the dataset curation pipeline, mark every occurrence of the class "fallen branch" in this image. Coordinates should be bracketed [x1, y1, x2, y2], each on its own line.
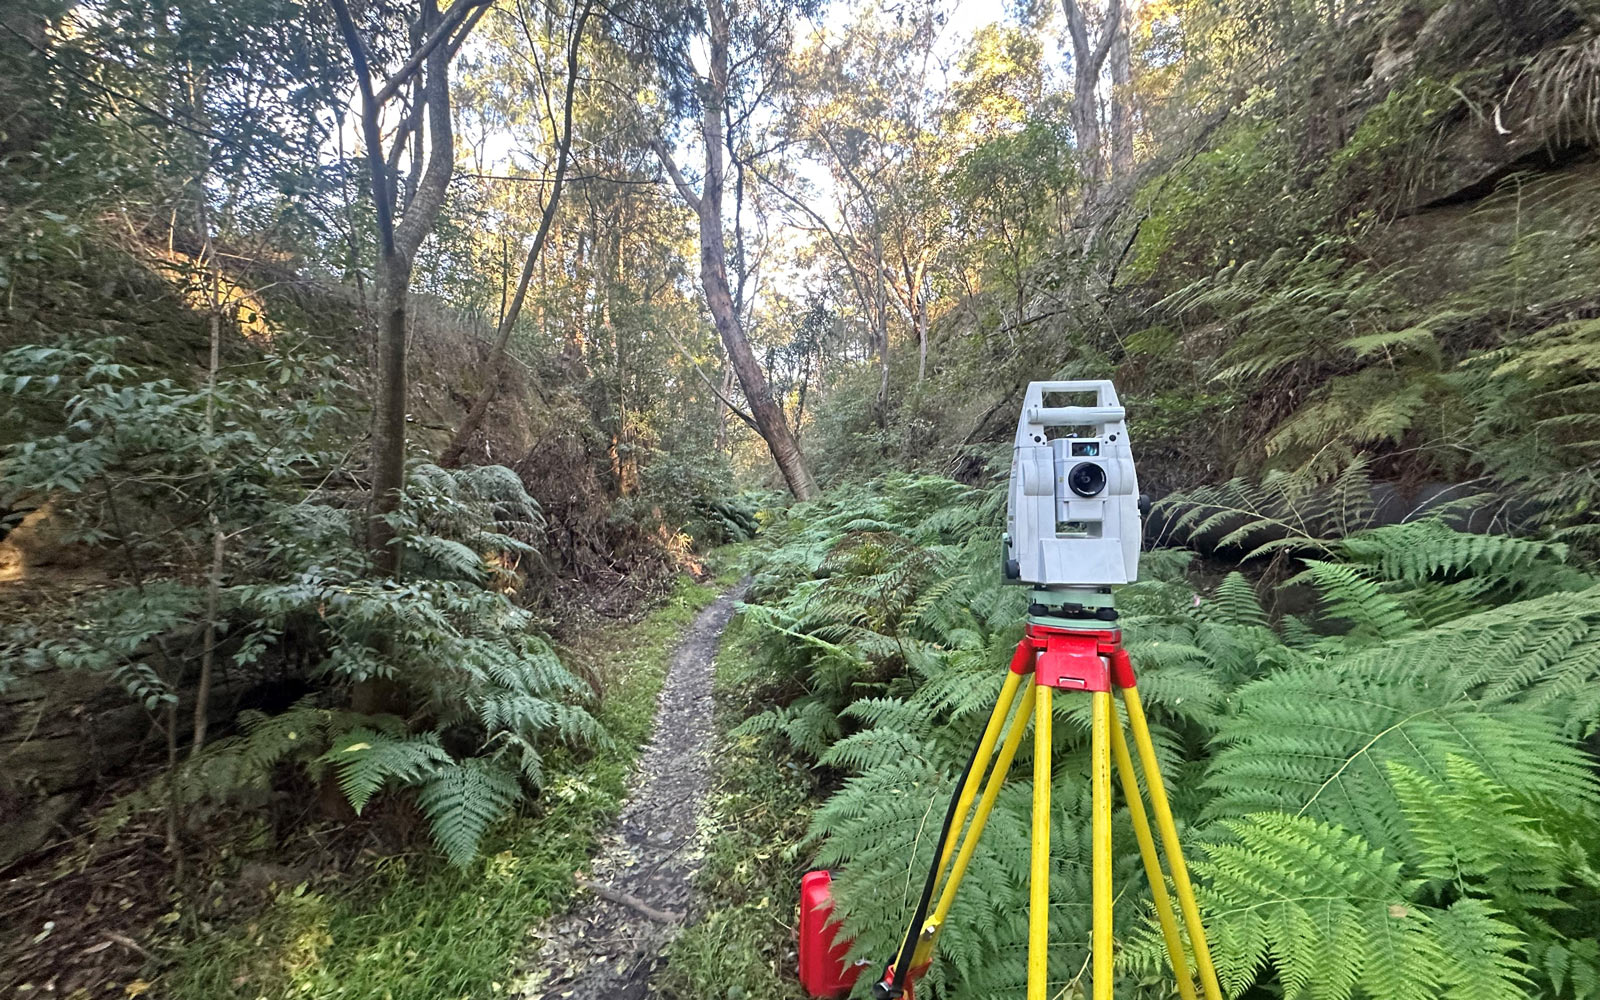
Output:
[577, 879, 684, 923]
[105, 933, 156, 961]
[663, 330, 760, 432]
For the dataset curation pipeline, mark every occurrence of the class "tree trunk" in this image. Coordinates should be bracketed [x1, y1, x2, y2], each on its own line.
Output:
[1073, 62, 1103, 186]
[916, 298, 928, 382]
[367, 258, 410, 572]
[652, 0, 817, 501]
[902, 252, 930, 382]
[334, 0, 483, 571]
[1108, 2, 1134, 177]
[1062, 0, 1124, 191]
[699, 220, 817, 499]
[195, 308, 224, 755]
[714, 364, 733, 453]
[0, 3, 51, 159]
[192, 149, 223, 756]
[872, 229, 890, 425]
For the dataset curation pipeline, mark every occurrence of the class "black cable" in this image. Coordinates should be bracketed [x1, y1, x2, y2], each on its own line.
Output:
[874, 740, 982, 999]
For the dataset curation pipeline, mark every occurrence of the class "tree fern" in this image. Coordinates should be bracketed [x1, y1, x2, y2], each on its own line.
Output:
[1265, 367, 1439, 479]
[1539, 938, 1600, 1000]
[99, 698, 371, 829]
[819, 728, 940, 774]
[4, 338, 593, 871]
[1196, 814, 1404, 1000]
[1359, 586, 1600, 735]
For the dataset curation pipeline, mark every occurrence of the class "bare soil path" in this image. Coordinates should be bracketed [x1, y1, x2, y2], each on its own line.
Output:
[516, 581, 749, 999]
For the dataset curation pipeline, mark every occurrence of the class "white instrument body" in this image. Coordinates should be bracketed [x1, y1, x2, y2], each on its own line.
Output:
[1005, 380, 1141, 587]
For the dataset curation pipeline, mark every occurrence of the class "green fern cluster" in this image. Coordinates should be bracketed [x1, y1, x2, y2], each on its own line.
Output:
[730, 474, 1600, 1000]
[99, 699, 363, 829]
[729, 474, 1017, 757]
[209, 468, 604, 864]
[1153, 166, 1600, 540]
[3, 340, 606, 867]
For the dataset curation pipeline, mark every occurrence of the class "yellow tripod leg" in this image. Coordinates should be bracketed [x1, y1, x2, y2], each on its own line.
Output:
[912, 684, 1037, 969]
[1110, 704, 1197, 1000]
[1091, 690, 1114, 1000]
[937, 670, 1025, 881]
[1028, 685, 1053, 1000]
[1122, 686, 1223, 1000]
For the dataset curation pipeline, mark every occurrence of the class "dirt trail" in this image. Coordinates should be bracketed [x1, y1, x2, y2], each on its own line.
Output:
[516, 581, 749, 999]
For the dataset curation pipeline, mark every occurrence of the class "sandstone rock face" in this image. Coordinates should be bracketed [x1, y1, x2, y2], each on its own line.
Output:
[0, 607, 274, 868]
[0, 665, 155, 867]
[1355, 0, 1591, 212]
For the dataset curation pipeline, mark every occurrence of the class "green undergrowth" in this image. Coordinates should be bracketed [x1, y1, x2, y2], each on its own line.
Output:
[656, 619, 815, 1000]
[720, 475, 1600, 1000]
[165, 569, 735, 1000]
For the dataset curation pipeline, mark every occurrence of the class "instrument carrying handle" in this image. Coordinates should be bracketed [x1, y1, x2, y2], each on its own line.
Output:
[1022, 381, 1124, 429]
[1027, 405, 1125, 426]
[1029, 379, 1116, 394]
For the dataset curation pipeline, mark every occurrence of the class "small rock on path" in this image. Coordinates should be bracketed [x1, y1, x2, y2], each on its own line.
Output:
[516, 581, 749, 999]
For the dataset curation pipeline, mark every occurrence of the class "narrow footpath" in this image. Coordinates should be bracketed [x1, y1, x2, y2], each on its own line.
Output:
[516, 581, 750, 999]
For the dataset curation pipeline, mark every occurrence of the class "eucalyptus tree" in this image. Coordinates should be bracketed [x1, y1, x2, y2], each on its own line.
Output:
[935, 25, 1077, 316]
[1061, 0, 1126, 189]
[440, 17, 722, 491]
[780, 6, 952, 411]
[610, 0, 820, 500]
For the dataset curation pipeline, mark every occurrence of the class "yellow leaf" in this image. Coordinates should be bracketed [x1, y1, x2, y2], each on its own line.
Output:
[343, 742, 372, 753]
[125, 981, 152, 997]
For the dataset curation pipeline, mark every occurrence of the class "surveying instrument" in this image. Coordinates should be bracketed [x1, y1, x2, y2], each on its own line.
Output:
[798, 381, 1224, 1000]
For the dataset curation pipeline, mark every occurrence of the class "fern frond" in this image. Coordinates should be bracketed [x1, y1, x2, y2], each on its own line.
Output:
[1363, 522, 1552, 578]
[1295, 559, 1418, 645]
[1203, 660, 1599, 849]
[1210, 572, 1268, 627]
[416, 758, 524, 868]
[732, 699, 843, 759]
[320, 729, 451, 813]
[404, 534, 487, 583]
[1155, 459, 1377, 561]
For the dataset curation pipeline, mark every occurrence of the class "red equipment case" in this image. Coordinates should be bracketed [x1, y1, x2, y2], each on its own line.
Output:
[798, 870, 866, 998]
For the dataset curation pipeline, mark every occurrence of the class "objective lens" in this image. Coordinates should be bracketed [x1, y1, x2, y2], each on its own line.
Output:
[1068, 462, 1107, 497]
